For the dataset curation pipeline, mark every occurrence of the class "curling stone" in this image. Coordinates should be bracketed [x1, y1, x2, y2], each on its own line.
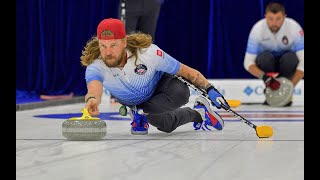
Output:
[265, 77, 294, 107]
[62, 108, 106, 141]
[119, 105, 128, 116]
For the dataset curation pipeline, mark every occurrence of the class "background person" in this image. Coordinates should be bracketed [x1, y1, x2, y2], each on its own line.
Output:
[243, 2, 304, 106]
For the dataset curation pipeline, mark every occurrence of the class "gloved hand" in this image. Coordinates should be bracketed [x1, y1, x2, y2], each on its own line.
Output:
[207, 86, 230, 109]
[262, 74, 280, 91]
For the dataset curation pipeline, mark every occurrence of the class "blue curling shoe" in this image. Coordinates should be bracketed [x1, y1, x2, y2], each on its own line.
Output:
[129, 108, 149, 135]
[193, 96, 224, 131]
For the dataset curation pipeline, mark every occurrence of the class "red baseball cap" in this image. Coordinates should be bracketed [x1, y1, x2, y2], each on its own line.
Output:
[97, 18, 126, 40]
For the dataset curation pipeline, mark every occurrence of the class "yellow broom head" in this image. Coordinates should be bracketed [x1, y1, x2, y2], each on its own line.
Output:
[226, 99, 241, 108]
[256, 126, 273, 138]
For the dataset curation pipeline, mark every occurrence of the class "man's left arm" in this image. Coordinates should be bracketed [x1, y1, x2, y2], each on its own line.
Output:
[291, 24, 304, 86]
[152, 46, 229, 108]
[291, 49, 304, 86]
[176, 63, 229, 109]
[152, 47, 211, 90]
[291, 69, 304, 86]
[176, 63, 210, 90]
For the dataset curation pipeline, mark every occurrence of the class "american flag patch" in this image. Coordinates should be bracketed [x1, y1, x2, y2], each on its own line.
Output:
[156, 50, 163, 57]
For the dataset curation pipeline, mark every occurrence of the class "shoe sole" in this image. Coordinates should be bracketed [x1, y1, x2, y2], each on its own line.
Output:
[195, 96, 224, 130]
[131, 128, 148, 135]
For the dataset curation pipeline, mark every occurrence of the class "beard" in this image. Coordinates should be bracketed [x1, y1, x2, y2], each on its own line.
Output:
[270, 26, 280, 33]
[102, 49, 125, 67]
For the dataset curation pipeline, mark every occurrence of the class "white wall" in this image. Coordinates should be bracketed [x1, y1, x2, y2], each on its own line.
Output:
[104, 79, 304, 105]
[190, 79, 304, 105]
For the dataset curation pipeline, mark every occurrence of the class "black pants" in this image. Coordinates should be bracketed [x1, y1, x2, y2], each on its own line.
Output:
[256, 51, 299, 79]
[119, 0, 161, 40]
[138, 73, 202, 133]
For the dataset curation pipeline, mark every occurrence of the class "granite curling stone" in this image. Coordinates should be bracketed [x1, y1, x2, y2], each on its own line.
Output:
[62, 108, 106, 141]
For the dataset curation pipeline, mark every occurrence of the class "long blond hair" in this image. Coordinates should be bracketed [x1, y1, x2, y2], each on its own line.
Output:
[80, 32, 152, 66]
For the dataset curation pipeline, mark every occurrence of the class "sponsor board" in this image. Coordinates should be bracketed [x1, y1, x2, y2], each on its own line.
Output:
[104, 79, 304, 105]
[189, 79, 304, 104]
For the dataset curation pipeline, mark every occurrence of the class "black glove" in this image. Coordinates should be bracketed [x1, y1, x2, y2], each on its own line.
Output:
[262, 74, 280, 91]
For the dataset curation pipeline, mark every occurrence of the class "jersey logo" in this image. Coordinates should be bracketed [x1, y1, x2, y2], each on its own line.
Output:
[156, 50, 163, 57]
[282, 36, 289, 45]
[134, 64, 148, 75]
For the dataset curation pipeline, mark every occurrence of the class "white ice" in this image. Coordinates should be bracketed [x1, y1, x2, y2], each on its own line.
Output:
[16, 95, 304, 180]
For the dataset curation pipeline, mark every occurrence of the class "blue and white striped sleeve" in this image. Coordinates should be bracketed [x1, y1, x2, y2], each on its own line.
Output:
[246, 30, 260, 55]
[292, 29, 304, 52]
[85, 64, 104, 84]
[151, 45, 181, 74]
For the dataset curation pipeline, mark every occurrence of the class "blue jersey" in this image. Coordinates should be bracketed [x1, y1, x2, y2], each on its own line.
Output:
[85, 44, 180, 106]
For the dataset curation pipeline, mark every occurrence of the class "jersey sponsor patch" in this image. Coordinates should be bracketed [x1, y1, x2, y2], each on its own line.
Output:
[134, 64, 148, 75]
[156, 50, 163, 57]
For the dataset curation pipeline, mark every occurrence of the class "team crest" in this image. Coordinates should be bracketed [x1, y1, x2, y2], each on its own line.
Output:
[134, 64, 148, 75]
[282, 36, 289, 45]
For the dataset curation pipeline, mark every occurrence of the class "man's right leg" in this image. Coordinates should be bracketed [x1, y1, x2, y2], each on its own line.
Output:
[256, 51, 277, 72]
[256, 52, 277, 106]
[146, 95, 225, 133]
[146, 107, 202, 133]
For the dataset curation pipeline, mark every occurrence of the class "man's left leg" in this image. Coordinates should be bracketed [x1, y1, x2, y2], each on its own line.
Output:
[279, 52, 299, 78]
[140, 74, 203, 133]
[277, 52, 299, 106]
